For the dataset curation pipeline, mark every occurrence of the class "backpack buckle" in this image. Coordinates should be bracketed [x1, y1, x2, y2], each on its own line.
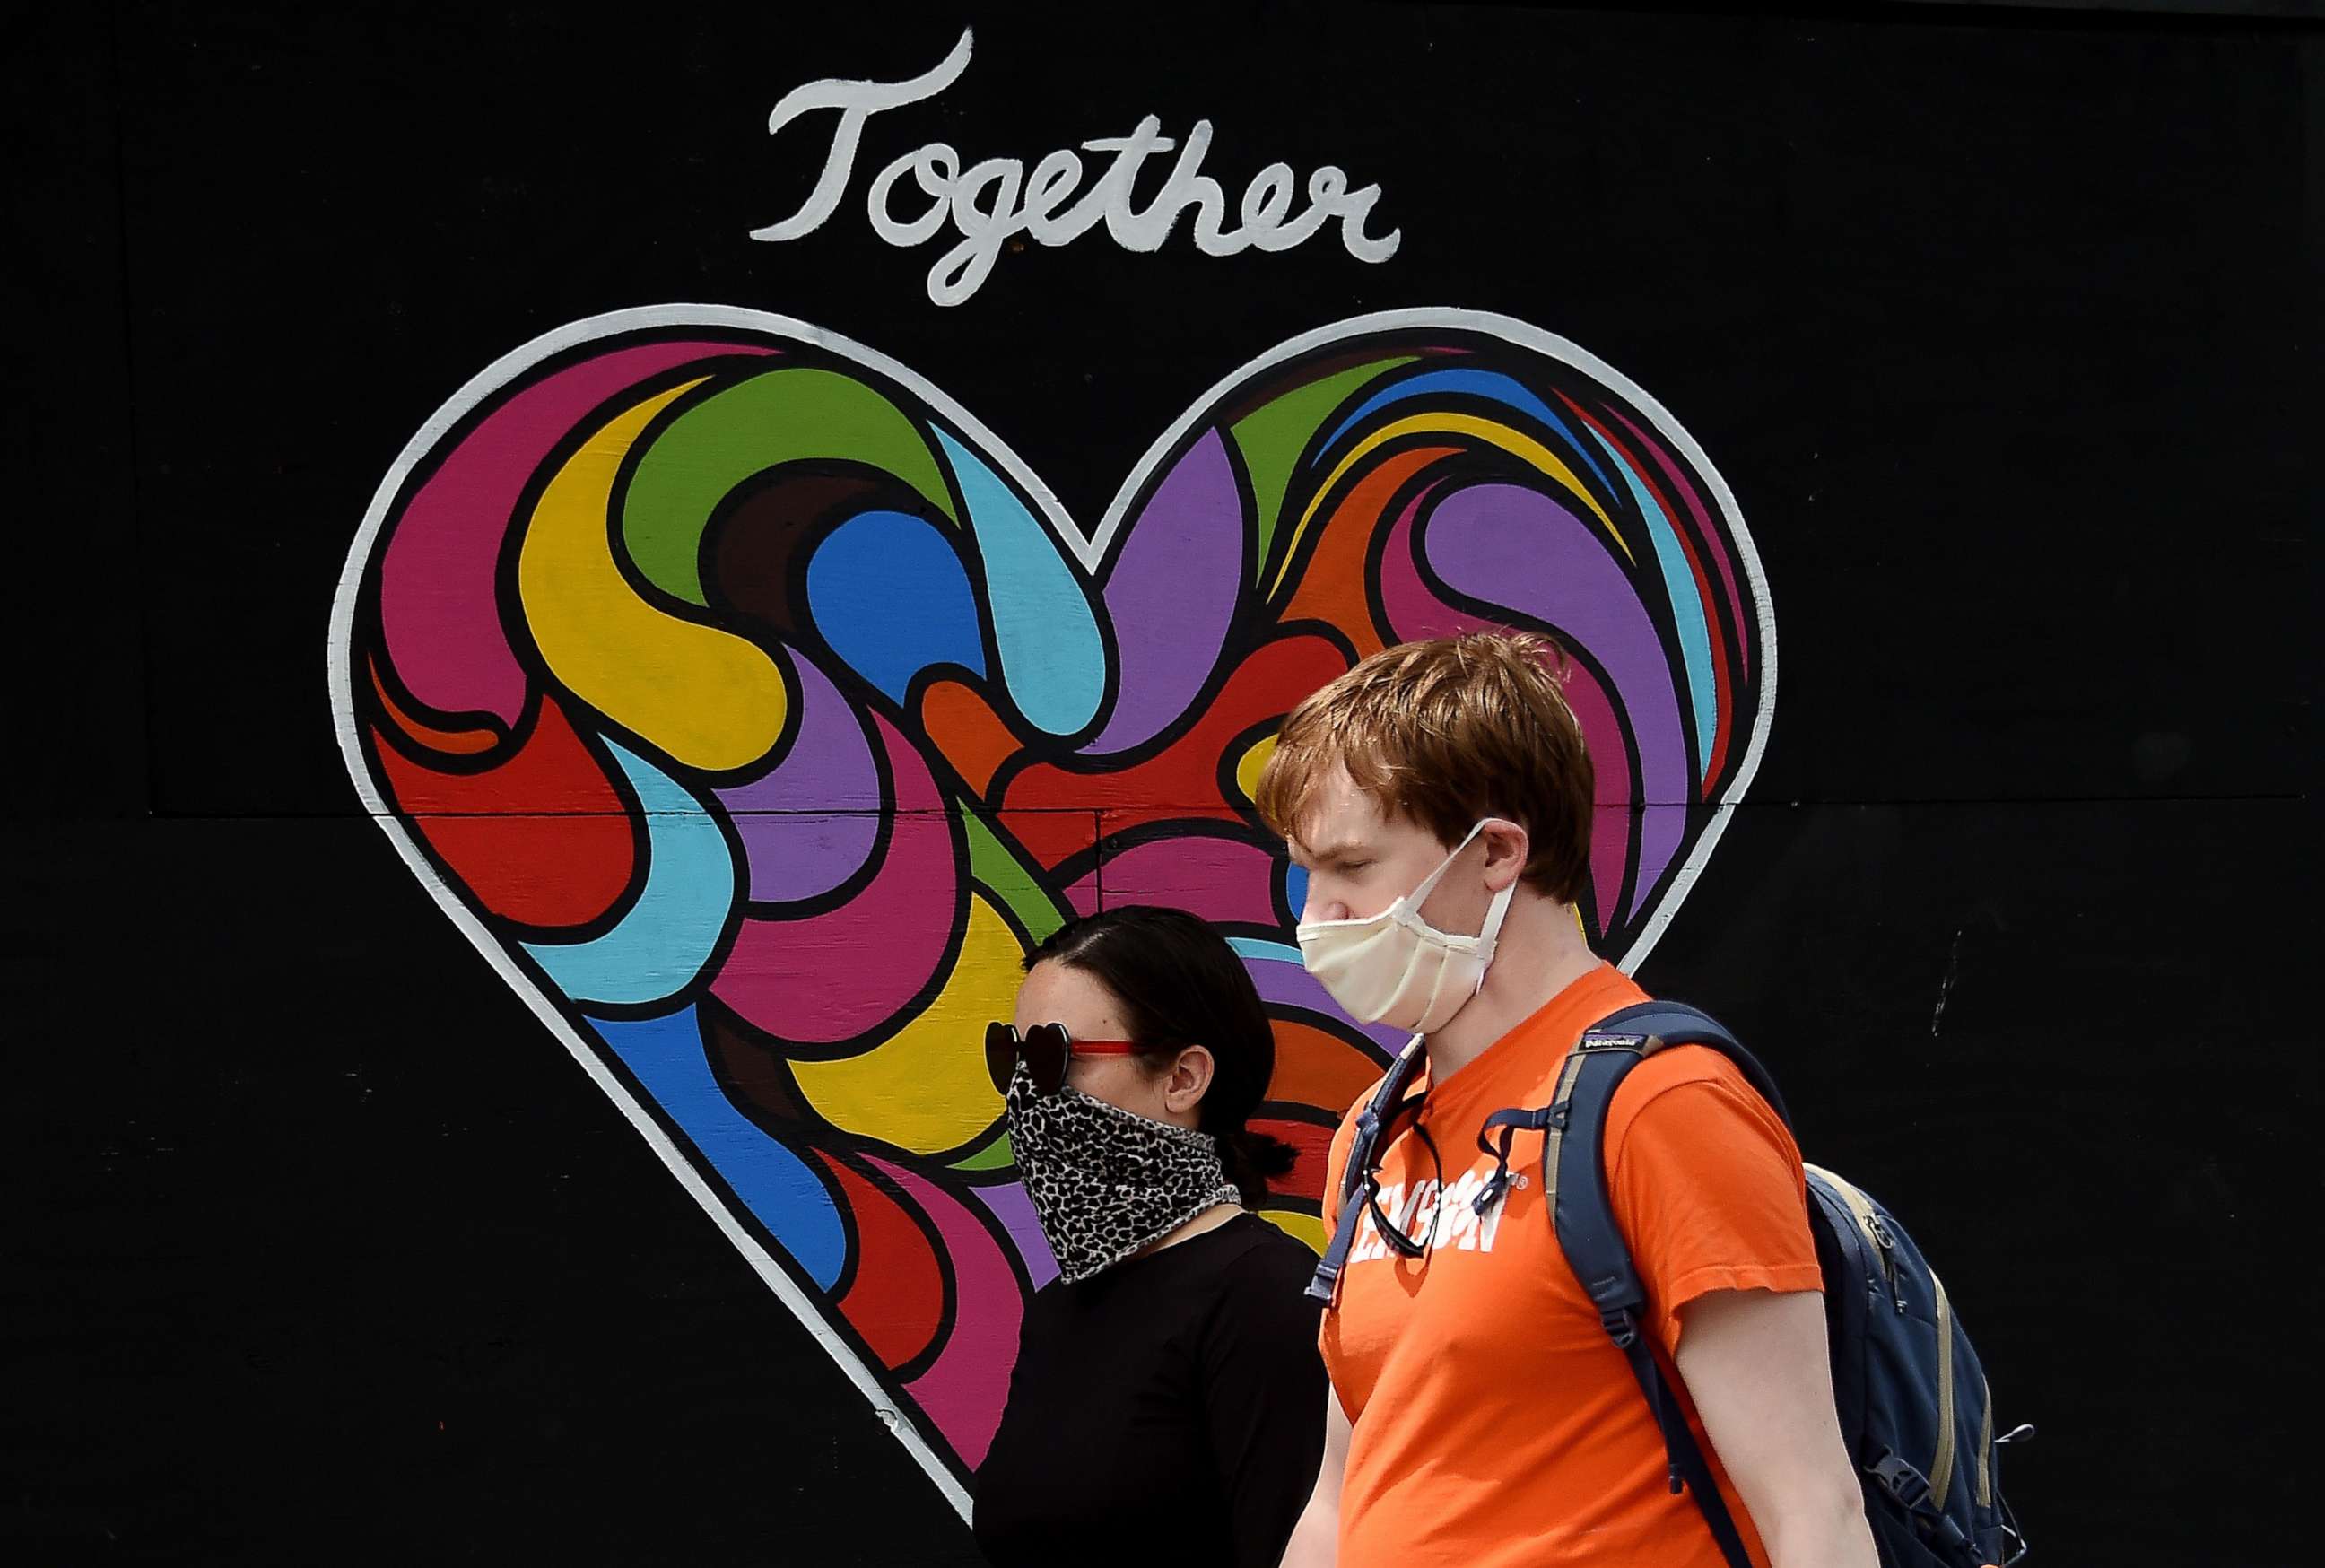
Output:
[1870, 1453, 1934, 1512]
[1598, 1306, 1641, 1348]
[1474, 1104, 1562, 1214]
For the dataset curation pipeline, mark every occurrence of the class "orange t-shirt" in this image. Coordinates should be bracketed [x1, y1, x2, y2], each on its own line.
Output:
[1319, 963, 1822, 1568]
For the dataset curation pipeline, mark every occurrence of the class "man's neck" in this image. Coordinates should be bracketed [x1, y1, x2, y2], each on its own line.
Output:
[1422, 893, 1601, 1084]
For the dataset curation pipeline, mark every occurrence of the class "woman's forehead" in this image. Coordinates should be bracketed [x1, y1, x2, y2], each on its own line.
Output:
[1013, 960, 1129, 1033]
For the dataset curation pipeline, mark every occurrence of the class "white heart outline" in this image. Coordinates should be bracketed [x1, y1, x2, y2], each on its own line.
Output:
[326, 303, 1777, 1518]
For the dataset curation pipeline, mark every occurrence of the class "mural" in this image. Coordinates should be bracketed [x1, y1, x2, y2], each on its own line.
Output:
[327, 304, 1773, 1512]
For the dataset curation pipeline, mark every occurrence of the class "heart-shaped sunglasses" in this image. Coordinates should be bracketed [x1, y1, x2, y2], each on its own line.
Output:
[983, 1022, 1140, 1097]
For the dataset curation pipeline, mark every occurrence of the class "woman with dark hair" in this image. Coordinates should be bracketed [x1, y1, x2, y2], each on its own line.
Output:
[972, 905, 1328, 1568]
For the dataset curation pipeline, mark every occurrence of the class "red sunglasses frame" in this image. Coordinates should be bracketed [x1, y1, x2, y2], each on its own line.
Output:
[984, 1021, 1139, 1096]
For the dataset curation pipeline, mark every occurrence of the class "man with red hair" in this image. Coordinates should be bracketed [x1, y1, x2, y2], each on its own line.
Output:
[1262, 633, 1874, 1568]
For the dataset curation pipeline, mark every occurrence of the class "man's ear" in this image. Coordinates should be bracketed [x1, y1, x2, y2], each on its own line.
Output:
[1165, 1044, 1216, 1115]
[1481, 818, 1531, 891]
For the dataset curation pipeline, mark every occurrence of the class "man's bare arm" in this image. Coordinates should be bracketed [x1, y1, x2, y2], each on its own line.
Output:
[1278, 1387, 1351, 1568]
[1675, 1288, 1877, 1568]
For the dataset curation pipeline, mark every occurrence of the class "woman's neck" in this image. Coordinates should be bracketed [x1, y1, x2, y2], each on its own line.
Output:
[1132, 1201, 1242, 1261]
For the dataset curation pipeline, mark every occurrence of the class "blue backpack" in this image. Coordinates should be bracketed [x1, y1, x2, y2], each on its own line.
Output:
[1467, 1001, 2033, 1568]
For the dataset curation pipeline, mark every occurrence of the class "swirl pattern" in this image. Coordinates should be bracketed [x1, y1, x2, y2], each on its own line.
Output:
[330, 305, 1772, 1507]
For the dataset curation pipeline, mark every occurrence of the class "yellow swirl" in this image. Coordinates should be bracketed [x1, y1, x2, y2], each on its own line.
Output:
[517, 380, 789, 773]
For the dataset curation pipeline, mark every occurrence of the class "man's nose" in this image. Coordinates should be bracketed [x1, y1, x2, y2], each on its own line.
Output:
[1301, 889, 1352, 925]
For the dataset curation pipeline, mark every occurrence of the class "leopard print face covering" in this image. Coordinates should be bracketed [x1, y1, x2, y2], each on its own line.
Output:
[1004, 1064, 1244, 1284]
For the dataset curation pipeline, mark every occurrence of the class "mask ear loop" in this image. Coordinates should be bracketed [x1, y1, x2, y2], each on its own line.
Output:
[1468, 858, 1520, 977]
[1414, 820, 1519, 981]
[1391, 819, 1493, 916]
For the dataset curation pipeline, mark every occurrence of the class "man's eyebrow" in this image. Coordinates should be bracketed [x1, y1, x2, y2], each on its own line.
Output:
[1291, 839, 1371, 867]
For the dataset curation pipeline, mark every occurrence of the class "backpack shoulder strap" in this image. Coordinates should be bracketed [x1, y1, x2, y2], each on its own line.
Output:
[1547, 1000, 1781, 1568]
[1594, 1001, 1792, 1128]
[1304, 1035, 1428, 1306]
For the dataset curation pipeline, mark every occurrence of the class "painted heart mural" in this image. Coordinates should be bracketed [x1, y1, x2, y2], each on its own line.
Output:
[327, 304, 1773, 1512]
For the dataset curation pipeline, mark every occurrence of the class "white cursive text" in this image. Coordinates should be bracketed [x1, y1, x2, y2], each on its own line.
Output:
[750, 30, 1402, 307]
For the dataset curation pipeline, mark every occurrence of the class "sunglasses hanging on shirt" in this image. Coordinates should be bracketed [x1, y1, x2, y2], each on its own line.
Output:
[982, 1021, 1140, 1097]
[1305, 1037, 1443, 1305]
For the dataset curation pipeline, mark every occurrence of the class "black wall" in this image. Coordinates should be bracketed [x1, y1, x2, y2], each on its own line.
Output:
[5, 2, 2314, 1562]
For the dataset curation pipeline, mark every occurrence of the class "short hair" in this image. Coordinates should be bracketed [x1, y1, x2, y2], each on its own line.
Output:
[1254, 632, 1595, 903]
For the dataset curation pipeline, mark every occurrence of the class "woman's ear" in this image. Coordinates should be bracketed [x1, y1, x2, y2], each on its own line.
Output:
[1163, 1044, 1216, 1117]
[1481, 818, 1530, 892]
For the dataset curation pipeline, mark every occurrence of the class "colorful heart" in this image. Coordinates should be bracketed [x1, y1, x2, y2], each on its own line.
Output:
[328, 304, 1773, 1512]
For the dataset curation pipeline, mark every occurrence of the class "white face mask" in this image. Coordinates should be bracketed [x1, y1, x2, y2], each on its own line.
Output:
[1295, 821, 1518, 1035]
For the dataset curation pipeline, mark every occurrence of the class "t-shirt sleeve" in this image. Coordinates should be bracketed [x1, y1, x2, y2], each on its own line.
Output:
[1607, 1064, 1824, 1354]
[1201, 1240, 1330, 1568]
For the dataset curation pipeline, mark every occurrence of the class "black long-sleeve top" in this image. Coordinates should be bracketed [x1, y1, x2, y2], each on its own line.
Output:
[972, 1213, 1328, 1568]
